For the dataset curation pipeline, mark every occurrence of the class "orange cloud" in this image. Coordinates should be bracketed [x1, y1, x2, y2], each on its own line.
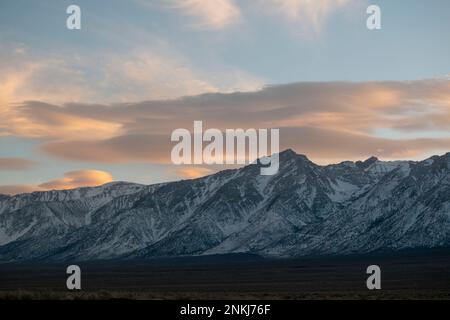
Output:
[0, 170, 114, 195]
[0, 158, 36, 171]
[40, 134, 172, 163]
[0, 184, 37, 195]
[169, 0, 241, 29]
[38, 170, 113, 190]
[5, 108, 122, 140]
[3, 80, 450, 166]
[279, 126, 450, 163]
[0, 43, 262, 110]
[175, 167, 215, 179]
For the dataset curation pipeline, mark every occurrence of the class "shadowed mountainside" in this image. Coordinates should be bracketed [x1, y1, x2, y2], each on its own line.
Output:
[1, 149, 450, 262]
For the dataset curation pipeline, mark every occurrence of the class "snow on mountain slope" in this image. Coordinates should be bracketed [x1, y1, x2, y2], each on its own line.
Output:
[0, 150, 449, 262]
[0, 182, 145, 248]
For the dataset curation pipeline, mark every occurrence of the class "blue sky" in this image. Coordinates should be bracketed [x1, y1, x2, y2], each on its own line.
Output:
[1, 0, 450, 84]
[1, 0, 450, 193]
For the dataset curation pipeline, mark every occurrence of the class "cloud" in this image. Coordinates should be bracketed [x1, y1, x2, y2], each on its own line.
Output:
[0, 170, 114, 195]
[280, 126, 450, 163]
[40, 134, 171, 163]
[260, 0, 359, 34]
[0, 185, 37, 196]
[0, 50, 214, 105]
[0, 43, 263, 107]
[0, 158, 36, 171]
[103, 51, 220, 101]
[38, 170, 113, 190]
[170, 0, 241, 29]
[3, 80, 450, 165]
[0, 43, 263, 141]
[174, 167, 215, 179]
[145, 0, 358, 33]
[0, 54, 91, 105]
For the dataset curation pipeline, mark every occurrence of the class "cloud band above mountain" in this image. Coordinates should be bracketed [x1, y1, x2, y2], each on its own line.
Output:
[2, 80, 450, 166]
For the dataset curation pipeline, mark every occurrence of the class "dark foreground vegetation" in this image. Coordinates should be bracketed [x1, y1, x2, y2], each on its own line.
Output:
[1, 249, 450, 300]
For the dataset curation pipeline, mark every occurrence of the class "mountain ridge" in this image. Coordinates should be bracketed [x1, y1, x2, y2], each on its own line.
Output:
[1, 149, 449, 262]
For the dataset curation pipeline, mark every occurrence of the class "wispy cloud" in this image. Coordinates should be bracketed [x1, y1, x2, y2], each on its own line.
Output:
[260, 0, 360, 34]
[0, 44, 263, 106]
[174, 167, 215, 179]
[0, 158, 36, 171]
[0, 185, 37, 195]
[38, 170, 113, 190]
[142, 0, 359, 33]
[3, 80, 450, 165]
[0, 170, 113, 195]
[169, 0, 241, 29]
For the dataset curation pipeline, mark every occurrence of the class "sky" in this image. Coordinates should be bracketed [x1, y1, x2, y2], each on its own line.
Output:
[1, 0, 450, 194]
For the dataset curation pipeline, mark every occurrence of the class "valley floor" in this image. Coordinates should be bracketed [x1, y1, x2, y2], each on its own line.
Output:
[1, 249, 450, 300]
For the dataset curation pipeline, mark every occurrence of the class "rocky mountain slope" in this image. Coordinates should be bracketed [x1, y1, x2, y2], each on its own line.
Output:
[1, 149, 449, 262]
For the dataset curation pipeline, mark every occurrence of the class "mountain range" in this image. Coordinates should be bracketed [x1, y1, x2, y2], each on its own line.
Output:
[1, 149, 450, 263]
